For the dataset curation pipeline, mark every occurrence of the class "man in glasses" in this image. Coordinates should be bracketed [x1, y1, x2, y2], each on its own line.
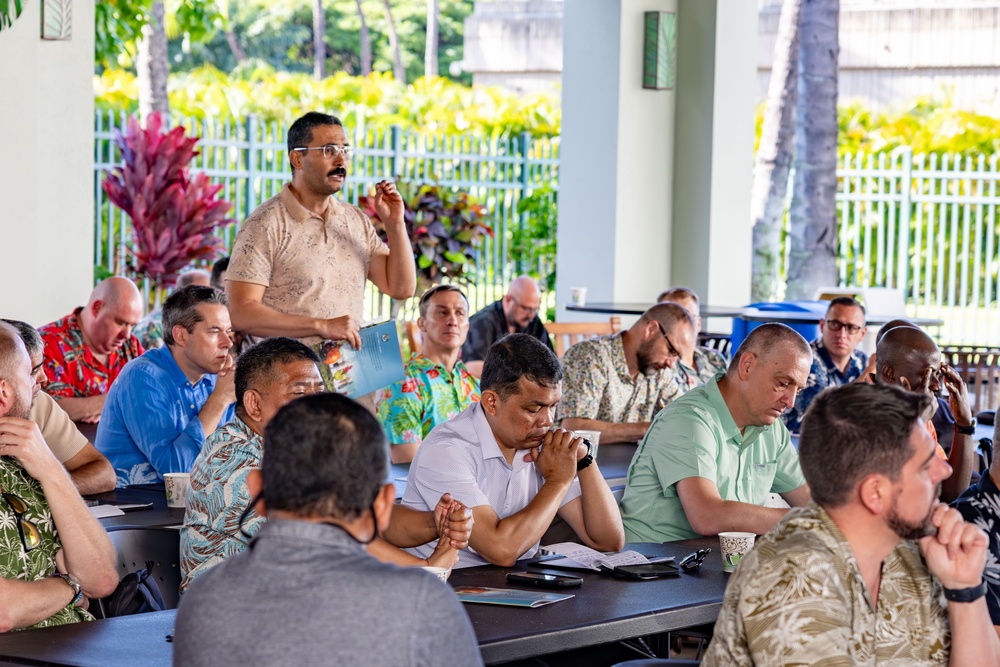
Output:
[782, 296, 870, 433]
[376, 285, 481, 464]
[462, 276, 554, 377]
[874, 325, 974, 502]
[621, 324, 812, 543]
[657, 286, 729, 392]
[174, 393, 483, 666]
[225, 111, 416, 396]
[557, 303, 696, 444]
[0, 323, 119, 631]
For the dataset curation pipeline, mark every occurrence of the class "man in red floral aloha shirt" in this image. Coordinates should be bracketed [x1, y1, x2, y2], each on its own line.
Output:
[39, 277, 145, 424]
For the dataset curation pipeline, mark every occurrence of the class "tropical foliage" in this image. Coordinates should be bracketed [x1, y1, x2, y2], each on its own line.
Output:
[0, 0, 23, 30]
[103, 112, 235, 290]
[359, 181, 493, 289]
[95, 67, 562, 138]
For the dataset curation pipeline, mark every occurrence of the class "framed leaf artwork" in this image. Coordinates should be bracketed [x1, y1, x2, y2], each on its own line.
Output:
[41, 0, 71, 40]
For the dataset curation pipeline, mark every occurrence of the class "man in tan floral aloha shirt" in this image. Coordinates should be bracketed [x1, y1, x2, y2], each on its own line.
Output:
[704, 382, 999, 666]
[0, 324, 118, 631]
[557, 303, 696, 444]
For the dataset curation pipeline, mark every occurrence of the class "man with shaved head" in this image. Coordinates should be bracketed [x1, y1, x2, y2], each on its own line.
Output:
[875, 325, 974, 501]
[462, 276, 553, 377]
[558, 303, 696, 444]
[133, 268, 212, 350]
[39, 277, 145, 423]
[0, 323, 119, 630]
[621, 323, 813, 542]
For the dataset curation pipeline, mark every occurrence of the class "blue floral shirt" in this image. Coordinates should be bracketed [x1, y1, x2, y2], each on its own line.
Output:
[180, 416, 263, 591]
[782, 338, 868, 433]
[952, 470, 1000, 626]
[95, 346, 235, 487]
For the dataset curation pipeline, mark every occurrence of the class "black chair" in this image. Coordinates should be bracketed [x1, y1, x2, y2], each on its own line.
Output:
[697, 333, 731, 359]
[100, 526, 182, 612]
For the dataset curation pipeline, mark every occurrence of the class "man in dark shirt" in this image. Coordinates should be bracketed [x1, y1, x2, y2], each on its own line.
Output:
[462, 276, 552, 376]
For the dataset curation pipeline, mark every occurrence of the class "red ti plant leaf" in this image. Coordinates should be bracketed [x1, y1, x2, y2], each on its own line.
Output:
[103, 112, 235, 287]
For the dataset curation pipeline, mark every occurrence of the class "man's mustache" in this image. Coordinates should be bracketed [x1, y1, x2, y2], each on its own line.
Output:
[328, 167, 347, 177]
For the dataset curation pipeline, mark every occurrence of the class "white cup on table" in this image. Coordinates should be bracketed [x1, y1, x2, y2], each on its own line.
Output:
[163, 473, 191, 508]
[570, 287, 587, 307]
[572, 430, 601, 461]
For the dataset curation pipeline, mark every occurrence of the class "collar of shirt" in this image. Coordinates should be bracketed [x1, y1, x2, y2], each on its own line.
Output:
[150, 345, 215, 391]
[703, 373, 767, 448]
[813, 338, 866, 379]
[468, 401, 531, 471]
[607, 333, 639, 385]
[252, 517, 369, 554]
[228, 414, 263, 448]
[278, 183, 339, 225]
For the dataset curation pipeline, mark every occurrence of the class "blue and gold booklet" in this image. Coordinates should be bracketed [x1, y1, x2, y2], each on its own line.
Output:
[317, 320, 405, 398]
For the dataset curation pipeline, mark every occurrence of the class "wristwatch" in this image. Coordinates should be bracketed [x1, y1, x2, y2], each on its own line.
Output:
[943, 579, 988, 603]
[52, 572, 84, 607]
[954, 418, 977, 436]
[577, 439, 595, 472]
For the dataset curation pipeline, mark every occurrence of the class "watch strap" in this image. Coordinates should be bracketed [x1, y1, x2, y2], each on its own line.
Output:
[955, 419, 977, 436]
[943, 579, 987, 603]
[576, 439, 595, 472]
[52, 572, 84, 607]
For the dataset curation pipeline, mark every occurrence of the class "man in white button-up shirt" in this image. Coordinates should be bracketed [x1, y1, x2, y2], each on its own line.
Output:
[403, 334, 625, 567]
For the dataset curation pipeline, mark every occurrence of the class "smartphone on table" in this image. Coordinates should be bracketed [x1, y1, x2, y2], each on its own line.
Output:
[506, 571, 583, 589]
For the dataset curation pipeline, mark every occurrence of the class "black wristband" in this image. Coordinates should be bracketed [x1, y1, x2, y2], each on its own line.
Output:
[943, 579, 987, 603]
[954, 419, 977, 436]
[576, 439, 594, 471]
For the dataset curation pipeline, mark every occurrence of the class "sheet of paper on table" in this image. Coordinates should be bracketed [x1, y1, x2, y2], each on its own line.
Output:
[538, 542, 673, 571]
[88, 504, 125, 519]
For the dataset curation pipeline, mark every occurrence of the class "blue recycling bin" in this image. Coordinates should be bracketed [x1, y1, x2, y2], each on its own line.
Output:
[729, 301, 829, 353]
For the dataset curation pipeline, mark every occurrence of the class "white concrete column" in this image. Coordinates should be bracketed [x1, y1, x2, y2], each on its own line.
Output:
[671, 0, 757, 316]
[558, 0, 756, 325]
[0, 0, 96, 327]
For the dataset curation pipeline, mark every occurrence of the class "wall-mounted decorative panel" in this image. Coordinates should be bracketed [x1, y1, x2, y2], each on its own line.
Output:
[41, 0, 71, 40]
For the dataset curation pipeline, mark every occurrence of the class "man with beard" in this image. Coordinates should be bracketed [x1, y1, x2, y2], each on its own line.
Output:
[620, 324, 812, 542]
[225, 112, 416, 394]
[0, 324, 119, 631]
[704, 383, 999, 666]
[557, 303, 696, 444]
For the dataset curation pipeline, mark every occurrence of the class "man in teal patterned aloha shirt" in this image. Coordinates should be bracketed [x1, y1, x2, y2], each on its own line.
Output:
[0, 324, 118, 631]
[377, 285, 481, 464]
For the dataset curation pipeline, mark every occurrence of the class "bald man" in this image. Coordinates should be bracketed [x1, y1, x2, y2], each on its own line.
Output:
[134, 269, 212, 350]
[875, 326, 974, 502]
[461, 276, 553, 377]
[39, 277, 145, 423]
[558, 303, 696, 444]
[621, 323, 812, 542]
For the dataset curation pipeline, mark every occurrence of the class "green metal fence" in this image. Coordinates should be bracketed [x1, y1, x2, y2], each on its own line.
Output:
[94, 111, 560, 320]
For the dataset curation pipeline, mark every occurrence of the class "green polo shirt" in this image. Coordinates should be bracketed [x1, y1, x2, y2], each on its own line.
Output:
[620, 374, 806, 542]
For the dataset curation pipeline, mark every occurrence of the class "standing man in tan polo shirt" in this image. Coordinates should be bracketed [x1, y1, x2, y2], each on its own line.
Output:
[225, 112, 416, 391]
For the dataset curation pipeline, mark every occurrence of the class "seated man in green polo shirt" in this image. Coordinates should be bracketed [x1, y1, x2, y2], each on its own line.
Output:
[620, 323, 813, 542]
[376, 285, 481, 464]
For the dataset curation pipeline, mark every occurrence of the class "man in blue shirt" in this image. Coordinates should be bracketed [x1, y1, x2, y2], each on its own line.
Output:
[96, 286, 236, 487]
[782, 297, 871, 433]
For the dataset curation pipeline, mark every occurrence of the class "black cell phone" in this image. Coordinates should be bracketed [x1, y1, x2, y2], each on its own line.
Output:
[506, 571, 583, 588]
[611, 563, 681, 580]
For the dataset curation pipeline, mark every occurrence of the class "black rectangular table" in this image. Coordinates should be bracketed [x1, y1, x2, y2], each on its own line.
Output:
[88, 484, 185, 529]
[0, 538, 725, 666]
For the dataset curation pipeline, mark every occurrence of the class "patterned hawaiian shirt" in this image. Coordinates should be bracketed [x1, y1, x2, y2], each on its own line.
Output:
[133, 309, 164, 350]
[39, 308, 144, 399]
[781, 338, 868, 433]
[703, 502, 951, 667]
[952, 470, 1000, 626]
[179, 416, 263, 592]
[556, 333, 681, 426]
[0, 457, 92, 628]
[672, 346, 729, 395]
[376, 355, 481, 446]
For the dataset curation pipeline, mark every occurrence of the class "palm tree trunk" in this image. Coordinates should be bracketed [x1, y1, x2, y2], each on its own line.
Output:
[355, 0, 372, 75]
[786, 0, 840, 300]
[313, 0, 327, 80]
[424, 0, 439, 79]
[750, 0, 801, 302]
[382, 0, 406, 84]
[137, 0, 169, 123]
[225, 29, 247, 64]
